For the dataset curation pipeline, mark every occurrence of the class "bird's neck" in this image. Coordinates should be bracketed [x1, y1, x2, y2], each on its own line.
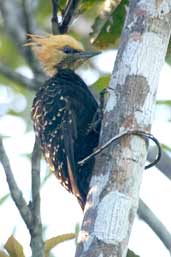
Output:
[54, 68, 77, 77]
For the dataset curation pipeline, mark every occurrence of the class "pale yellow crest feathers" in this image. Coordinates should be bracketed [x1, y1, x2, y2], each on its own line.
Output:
[25, 34, 84, 75]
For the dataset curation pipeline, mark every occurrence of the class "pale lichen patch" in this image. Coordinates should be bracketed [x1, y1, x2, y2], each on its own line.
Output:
[94, 191, 132, 244]
[85, 172, 110, 211]
[105, 91, 117, 112]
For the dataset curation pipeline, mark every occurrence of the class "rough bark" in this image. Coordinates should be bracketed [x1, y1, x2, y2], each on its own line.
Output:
[75, 1, 171, 257]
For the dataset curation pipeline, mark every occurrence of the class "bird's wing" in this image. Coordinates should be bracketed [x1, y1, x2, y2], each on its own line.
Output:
[62, 102, 84, 209]
[42, 98, 83, 205]
[61, 101, 81, 198]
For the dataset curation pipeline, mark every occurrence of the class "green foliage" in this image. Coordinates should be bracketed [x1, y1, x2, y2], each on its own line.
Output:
[41, 171, 52, 187]
[0, 194, 10, 205]
[45, 233, 75, 256]
[0, 234, 75, 257]
[80, 0, 103, 14]
[0, 35, 24, 68]
[36, 0, 51, 25]
[0, 250, 9, 257]
[166, 38, 171, 65]
[127, 249, 140, 257]
[89, 75, 110, 100]
[90, 0, 128, 49]
[74, 223, 80, 244]
[161, 144, 171, 152]
[90, 75, 110, 92]
[156, 100, 171, 105]
[4, 236, 25, 257]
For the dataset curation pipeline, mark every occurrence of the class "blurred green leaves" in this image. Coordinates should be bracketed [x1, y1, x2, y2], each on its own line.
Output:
[0, 194, 10, 205]
[4, 236, 25, 257]
[166, 38, 171, 65]
[127, 249, 140, 257]
[45, 233, 75, 256]
[0, 251, 9, 257]
[90, 75, 110, 92]
[0, 34, 24, 68]
[0, 234, 75, 257]
[89, 75, 110, 100]
[90, 0, 128, 49]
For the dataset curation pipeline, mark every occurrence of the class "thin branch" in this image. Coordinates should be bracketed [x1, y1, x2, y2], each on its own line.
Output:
[0, 0, 44, 78]
[60, 0, 81, 33]
[147, 146, 171, 180]
[0, 63, 41, 91]
[51, 0, 60, 34]
[50, 0, 81, 34]
[0, 137, 32, 229]
[31, 138, 41, 217]
[138, 199, 171, 253]
[0, 0, 25, 50]
[22, 0, 37, 34]
[30, 137, 44, 257]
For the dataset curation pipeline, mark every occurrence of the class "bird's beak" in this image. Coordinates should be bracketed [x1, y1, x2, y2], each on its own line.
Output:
[76, 51, 101, 59]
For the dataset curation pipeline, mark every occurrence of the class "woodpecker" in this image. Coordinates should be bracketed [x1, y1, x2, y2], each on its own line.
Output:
[27, 34, 101, 209]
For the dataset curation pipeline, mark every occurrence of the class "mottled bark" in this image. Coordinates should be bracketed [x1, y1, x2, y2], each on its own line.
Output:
[75, 1, 171, 257]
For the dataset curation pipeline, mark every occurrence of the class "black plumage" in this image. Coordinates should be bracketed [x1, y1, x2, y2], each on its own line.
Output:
[32, 68, 100, 209]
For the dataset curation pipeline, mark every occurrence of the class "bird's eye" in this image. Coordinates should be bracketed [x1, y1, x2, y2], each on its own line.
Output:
[63, 46, 79, 54]
[63, 46, 74, 54]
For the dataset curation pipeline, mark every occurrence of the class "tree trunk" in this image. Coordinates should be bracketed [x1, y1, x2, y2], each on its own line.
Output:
[75, 1, 171, 257]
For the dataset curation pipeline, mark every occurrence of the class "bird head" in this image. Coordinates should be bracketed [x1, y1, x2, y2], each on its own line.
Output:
[25, 34, 100, 76]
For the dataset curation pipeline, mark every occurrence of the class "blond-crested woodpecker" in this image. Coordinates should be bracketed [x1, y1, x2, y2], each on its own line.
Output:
[27, 34, 101, 209]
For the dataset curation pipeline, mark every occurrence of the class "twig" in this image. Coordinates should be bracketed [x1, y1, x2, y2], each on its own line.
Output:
[0, 136, 44, 257]
[138, 199, 171, 252]
[0, 0, 44, 78]
[31, 138, 41, 217]
[0, 62, 40, 91]
[78, 130, 161, 170]
[22, 0, 37, 34]
[147, 146, 171, 179]
[51, 0, 81, 34]
[51, 0, 60, 34]
[30, 137, 44, 257]
[0, 137, 32, 229]
[60, 0, 81, 33]
[0, 0, 25, 50]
